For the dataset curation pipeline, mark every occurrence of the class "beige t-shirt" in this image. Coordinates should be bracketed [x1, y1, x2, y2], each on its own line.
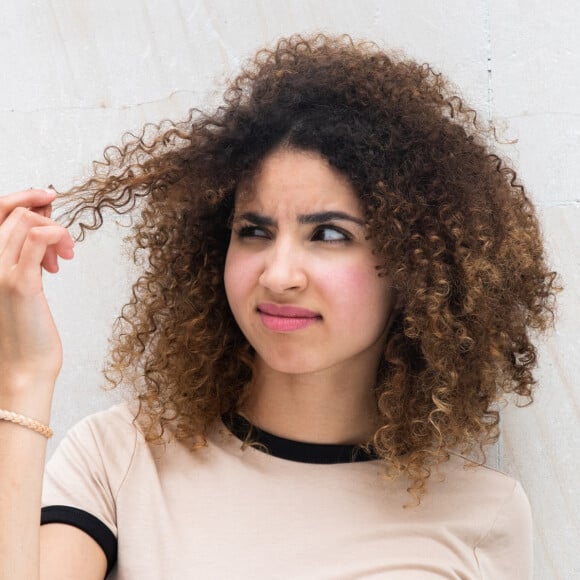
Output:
[41, 403, 532, 579]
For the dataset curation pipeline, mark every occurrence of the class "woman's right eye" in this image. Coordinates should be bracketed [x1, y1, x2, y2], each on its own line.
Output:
[236, 226, 270, 239]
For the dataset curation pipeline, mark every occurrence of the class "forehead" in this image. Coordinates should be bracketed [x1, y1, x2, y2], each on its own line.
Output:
[234, 148, 363, 216]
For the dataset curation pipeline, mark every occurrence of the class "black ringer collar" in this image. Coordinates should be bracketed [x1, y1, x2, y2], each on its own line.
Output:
[221, 412, 379, 464]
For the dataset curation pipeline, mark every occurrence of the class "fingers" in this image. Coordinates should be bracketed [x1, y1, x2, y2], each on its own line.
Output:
[17, 226, 74, 285]
[36, 200, 53, 219]
[37, 203, 59, 272]
[0, 196, 74, 280]
[0, 188, 56, 221]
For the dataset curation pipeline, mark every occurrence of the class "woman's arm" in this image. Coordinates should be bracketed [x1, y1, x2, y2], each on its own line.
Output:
[0, 398, 107, 580]
[40, 524, 107, 580]
[0, 189, 105, 579]
[0, 386, 51, 580]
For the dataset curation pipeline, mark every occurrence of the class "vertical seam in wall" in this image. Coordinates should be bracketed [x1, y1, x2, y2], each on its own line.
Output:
[484, 0, 494, 127]
[483, 0, 503, 472]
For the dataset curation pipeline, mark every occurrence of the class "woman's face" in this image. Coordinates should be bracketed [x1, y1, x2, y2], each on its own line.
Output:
[224, 148, 397, 378]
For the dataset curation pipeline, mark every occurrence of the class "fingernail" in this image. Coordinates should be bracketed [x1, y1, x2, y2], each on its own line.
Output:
[43, 188, 57, 198]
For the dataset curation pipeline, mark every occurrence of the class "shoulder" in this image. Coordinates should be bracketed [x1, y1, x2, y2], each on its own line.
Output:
[67, 401, 141, 443]
[421, 452, 533, 547]
[455, 455, 533, 547]
[443, 451, 524, 492]
[437, 452, 533, 578]
[439, 451, 531, 518]
[46, 402, 142, 490]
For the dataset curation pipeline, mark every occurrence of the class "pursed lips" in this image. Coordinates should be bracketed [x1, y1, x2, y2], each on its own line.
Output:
[256, 303, 322, 331]
[257, 303, 321, 318]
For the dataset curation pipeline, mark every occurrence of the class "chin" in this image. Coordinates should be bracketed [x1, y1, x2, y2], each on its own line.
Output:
[255, 350, 328, 376]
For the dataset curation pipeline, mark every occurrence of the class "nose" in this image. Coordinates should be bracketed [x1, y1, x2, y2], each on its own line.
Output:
[258, 239, 308, 294]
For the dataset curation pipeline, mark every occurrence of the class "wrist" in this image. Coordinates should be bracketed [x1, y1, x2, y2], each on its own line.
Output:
[0, 409, 53, 438]
[0, 379, 55, 425]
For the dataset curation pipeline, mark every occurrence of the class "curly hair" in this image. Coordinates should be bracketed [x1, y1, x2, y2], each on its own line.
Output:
[55, 33, 560, 504]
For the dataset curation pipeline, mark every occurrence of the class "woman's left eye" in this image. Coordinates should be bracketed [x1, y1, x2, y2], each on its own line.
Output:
[312, 226, 350, 243]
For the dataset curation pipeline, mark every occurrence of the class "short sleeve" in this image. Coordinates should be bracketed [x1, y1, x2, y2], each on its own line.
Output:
[41, 404, 138, 576]
[474, 480, 533, 580]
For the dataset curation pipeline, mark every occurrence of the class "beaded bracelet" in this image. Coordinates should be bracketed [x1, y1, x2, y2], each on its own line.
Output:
[0, 409, 53, 438]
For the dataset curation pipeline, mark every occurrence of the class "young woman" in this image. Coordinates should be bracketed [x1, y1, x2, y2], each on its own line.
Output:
[0, 34, 558, 579]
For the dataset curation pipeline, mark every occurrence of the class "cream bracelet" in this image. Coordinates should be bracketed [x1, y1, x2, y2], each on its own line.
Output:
[0, 409, 53, 438]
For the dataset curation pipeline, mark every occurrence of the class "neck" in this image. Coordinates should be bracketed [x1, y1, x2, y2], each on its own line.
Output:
[238, 360, 381, 445]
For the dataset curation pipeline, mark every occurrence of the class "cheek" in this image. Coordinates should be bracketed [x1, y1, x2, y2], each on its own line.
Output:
[224, 247, 259, 307]
[318, 262, 388, 313]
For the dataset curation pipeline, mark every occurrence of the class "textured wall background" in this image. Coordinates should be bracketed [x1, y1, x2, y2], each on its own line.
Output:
[1, 1, 578, 578]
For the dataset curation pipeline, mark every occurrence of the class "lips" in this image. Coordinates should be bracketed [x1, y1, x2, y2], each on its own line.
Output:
[257, 303, 320, 318]
[257, 303, 321, 332]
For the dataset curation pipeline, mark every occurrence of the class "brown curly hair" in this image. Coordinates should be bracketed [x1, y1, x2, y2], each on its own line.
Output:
[55, 33, 560, 504]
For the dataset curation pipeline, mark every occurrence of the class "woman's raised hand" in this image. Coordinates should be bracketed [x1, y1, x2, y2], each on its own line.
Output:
[0, 189, 75, 399]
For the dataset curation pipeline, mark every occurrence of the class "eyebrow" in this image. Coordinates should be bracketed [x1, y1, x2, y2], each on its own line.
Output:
[234, 211, 365, 227]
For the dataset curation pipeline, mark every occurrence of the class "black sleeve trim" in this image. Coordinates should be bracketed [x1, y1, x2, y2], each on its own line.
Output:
[41, 505, 117, 576]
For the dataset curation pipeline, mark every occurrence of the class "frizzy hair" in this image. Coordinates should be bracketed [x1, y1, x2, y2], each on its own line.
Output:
[55, 33, 559, 504]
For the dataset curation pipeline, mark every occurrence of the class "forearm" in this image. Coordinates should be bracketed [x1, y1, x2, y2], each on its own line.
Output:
[0, 188, 74, 579]
[0, 388, 54, 580]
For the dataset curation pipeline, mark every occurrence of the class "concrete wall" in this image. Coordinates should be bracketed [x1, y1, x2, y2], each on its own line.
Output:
[1, 1, 577, 577]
